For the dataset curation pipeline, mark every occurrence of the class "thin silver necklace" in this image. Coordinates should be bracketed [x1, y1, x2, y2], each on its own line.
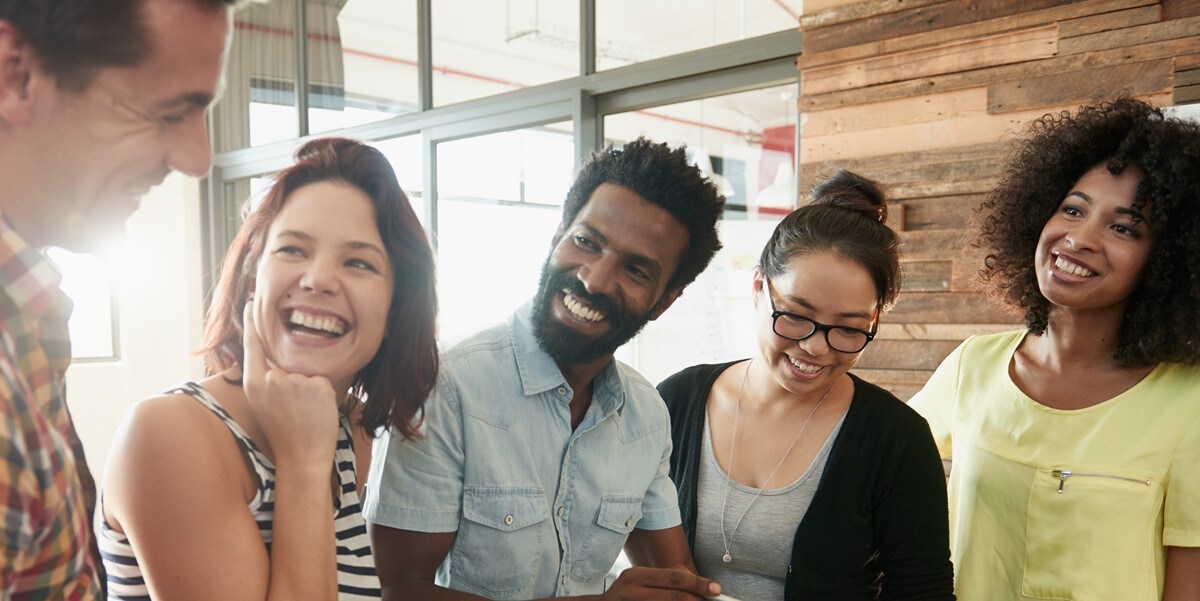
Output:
[719, 359, 833, 564]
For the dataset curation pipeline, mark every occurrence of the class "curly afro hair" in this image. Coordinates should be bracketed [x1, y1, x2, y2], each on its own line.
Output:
[560, 137, 726, 292]
[973, 95, 1200, 367]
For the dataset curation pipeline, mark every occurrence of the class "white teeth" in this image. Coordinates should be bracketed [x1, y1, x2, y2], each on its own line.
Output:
[787, 356, 823, 374]
[288, 309, 346, 335]
[1054, 256, 1096, 277]
[563, 293, 604, 323]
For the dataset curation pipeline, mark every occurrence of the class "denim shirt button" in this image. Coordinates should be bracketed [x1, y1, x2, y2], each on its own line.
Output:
[557, 386, 567, 395]
[625, 516, 633, 527]
[557, 506, 565, 517]
[504, 514, 514, 525]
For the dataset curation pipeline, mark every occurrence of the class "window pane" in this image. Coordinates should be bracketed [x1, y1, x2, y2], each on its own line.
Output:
[371, 136, 426, 226]
[46, 248, 117, 361]
[432, 1, 579, 106]
[603, 84, 798, 383]
[436, 124, 574, 342]
[597, 0, 801, 70]
[307, 0, 419, 133]
[215, 1, 301, 150]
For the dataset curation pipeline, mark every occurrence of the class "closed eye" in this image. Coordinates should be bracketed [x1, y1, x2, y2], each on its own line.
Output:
[274, 245, 305, 257]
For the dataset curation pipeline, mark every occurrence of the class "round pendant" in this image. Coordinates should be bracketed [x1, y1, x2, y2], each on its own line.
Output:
[722, 553, 733, 563]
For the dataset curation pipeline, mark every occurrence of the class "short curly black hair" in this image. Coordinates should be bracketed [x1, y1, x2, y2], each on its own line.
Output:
[560, 137, 726, 291]
[974, 96, 1200, 367]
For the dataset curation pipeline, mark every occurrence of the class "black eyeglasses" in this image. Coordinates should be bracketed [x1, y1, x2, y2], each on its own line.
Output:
[763, 279, 877, 354]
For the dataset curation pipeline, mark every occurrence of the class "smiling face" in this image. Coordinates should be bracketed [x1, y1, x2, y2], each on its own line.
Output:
[754, 252, 878, 396]
[9, 0, 229, 252]
[251, 181, 394, 393]
[532, 183, 688, 367]
[1034, 164, 1156, 317]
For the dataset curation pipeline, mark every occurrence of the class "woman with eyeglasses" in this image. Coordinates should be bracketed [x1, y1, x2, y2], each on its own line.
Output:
[658, 169, 955, 600]
[909, 97, 1200, 601]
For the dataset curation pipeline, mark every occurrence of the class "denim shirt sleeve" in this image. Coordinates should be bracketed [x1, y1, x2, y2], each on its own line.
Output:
[364, 369, 466, 533]
[632, 403, 682, 531]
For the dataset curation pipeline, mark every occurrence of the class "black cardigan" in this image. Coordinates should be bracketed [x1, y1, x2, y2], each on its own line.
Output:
[658, 362, 955, 600]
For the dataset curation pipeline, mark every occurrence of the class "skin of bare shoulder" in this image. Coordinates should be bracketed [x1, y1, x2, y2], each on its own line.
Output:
[101, 378, 279, 600]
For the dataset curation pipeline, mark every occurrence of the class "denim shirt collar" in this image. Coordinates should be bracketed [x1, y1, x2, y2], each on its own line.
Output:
[510, 300, 627, 417]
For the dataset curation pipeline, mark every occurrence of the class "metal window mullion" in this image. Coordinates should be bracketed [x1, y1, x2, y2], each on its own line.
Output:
[295, 0, 310, 136]
[423, 135, 438, 252]
[580, 0, 595, 77]
[418, 0, 433, 111]
[573, 88, 599, 169]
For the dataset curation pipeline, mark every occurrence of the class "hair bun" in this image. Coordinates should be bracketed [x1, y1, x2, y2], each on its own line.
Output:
[808, 169, 888, 224]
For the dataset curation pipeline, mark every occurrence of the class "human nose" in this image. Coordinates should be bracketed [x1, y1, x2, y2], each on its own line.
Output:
[796, 327, 832, 356]
[165, 113, 214, 177]
[1064, 216, 1102, 252]
[299, 256, 341, 295]
[577, 255, 618, 298]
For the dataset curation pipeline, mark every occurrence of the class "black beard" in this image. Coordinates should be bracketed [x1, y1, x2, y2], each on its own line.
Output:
[531, 258, 655, 366]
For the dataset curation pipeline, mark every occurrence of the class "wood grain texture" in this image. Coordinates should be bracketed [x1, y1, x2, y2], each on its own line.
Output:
[1177, 54, 1200, 70]
[1162, 0, 1200, 19]
[1177, 69, 1200, 87]
[851, 368, 936, 384]
[875, 323, 1016, 340]
[1058, 15, 1200, 54]
[1058, 5, 1161, 38]
[901, 260, 953, 292]
[987, 60, 1173, 114]
[799, 38, 1191, 111]
[802, 88, 988, 137]
[1177, 84, 1200, 104]
[856, 339, 962, 369]
[801, 103, 1061, 162]
[800, 147, 1008, 201]
[800, 0, 949, 30]
[802, 0, 1074, 54]
[888, 291, 1017, 323]
[799, 0, 1156, 69]
[802, 25, 1058, 95]
[894, 194, 985, 231]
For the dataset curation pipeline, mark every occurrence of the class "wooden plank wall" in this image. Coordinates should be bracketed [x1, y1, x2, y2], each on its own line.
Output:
[798, 0, 1200, 400]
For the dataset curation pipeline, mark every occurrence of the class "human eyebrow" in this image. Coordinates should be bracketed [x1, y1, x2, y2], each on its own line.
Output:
[782, 295, 873, 320]
[1065, 191, 1093, 203]
[345, 240, 387, 259]
[1114, 206, 1146, 223]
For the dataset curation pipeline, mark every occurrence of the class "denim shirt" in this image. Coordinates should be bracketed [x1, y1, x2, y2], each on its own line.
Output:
[364, 302, 681, 599]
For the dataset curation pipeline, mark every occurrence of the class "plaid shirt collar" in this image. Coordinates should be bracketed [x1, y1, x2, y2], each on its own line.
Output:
[0, 212, 74, 325]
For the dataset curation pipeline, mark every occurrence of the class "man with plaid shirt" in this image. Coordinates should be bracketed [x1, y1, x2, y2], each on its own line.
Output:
[0, 0, 237, 597]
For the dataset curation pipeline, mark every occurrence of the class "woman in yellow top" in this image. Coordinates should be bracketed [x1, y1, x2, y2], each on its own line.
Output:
[910, 96, 1200, 601]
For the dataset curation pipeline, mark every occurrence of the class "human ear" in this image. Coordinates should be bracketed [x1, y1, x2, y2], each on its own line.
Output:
[0, 22, 40, 126]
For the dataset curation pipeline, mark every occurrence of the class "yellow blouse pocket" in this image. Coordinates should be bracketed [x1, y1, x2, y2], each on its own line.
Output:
[1022, 468, 1161, 600]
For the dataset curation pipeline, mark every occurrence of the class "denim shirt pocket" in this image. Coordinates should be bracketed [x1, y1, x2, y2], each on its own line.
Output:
[570, 495, 644, 583]
[451, 486, 550, 599]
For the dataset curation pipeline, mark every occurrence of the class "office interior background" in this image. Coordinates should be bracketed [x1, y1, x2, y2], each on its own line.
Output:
[58, 0, 1200, 475]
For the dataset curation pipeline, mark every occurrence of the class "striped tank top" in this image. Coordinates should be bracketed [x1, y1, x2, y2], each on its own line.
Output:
[98, 382, 381, 599]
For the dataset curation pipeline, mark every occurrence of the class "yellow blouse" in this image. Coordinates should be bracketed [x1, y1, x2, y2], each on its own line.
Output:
[910, 330, 1200, 601]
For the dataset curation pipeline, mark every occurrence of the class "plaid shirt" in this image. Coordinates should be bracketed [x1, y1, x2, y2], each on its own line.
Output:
[0, 215, 102, 600]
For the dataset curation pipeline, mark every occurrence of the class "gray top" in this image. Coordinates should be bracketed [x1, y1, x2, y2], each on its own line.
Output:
[694, 411, 845, 600]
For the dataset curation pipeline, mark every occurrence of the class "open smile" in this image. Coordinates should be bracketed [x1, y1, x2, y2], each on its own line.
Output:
[562, 290, 606, 323]
[283, 307, 349, 339]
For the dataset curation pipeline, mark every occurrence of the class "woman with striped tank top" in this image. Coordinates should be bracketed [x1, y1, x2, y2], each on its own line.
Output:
[98, 138, 438, 600]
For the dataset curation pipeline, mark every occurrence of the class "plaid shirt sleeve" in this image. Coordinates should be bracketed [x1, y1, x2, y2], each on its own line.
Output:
[1, 342, 100, 600]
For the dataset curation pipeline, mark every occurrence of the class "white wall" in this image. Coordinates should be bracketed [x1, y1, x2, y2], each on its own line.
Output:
[66, 173, 208, 481]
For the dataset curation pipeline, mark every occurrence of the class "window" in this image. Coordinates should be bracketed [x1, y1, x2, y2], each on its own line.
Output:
[46, 248, 118, 361]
